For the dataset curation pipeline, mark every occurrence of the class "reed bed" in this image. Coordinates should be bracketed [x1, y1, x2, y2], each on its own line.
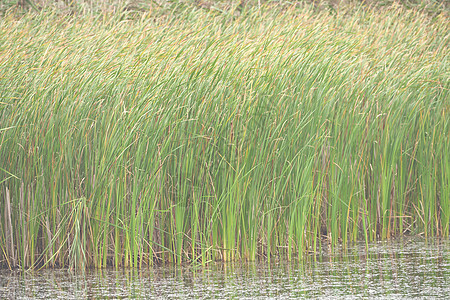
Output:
[0, 4, 448, 270]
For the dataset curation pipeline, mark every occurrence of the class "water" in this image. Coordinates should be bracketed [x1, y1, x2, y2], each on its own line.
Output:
[1, 238, 448, 299]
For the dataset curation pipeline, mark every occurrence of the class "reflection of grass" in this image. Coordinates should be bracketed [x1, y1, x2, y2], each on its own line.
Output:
[0, 3, 448, 270]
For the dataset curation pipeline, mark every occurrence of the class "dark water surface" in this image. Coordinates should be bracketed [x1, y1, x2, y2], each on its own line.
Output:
[1, 238, 448, 299]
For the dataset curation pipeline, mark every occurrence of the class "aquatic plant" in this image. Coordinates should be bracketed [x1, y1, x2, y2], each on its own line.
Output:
[0, 3, 448, 269]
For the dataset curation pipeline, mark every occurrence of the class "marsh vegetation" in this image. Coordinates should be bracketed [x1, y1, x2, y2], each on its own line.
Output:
[0, 1, 448, 270]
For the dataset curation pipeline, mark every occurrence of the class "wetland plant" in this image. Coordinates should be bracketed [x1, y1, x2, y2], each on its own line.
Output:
[0, 3, 448, 269]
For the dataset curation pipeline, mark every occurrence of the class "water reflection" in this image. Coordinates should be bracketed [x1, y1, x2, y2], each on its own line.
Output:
[0, 238, 448, 299]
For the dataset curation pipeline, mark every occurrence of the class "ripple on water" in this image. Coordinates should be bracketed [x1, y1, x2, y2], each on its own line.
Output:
[0, 238, 449, 299]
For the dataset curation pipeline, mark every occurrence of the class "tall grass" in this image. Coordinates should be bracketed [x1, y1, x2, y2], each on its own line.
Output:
[0, 3, 448, 269]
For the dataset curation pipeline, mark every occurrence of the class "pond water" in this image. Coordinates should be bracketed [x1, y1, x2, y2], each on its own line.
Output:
[1, 238, 448, 299]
